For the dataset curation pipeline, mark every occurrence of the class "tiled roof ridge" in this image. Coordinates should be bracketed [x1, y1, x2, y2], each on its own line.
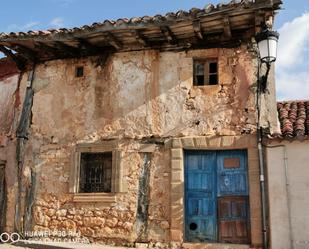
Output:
[0, 0, 274, 39]
[277, 100, 309, 138]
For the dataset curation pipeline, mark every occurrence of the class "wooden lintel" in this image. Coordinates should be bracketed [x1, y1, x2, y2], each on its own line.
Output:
[193, 20, 204, 40]
[54, 41, 80, 57]
[10, 43, 38, 62]
[106, 32, 123, 50]
[255, 11, 266, 33]
[0, 45, 25, 70]
[223, 16, 232, 39]
[76, 38, 98, 51]
[132, 30, 147, 46]
[160, 26, 177, 44]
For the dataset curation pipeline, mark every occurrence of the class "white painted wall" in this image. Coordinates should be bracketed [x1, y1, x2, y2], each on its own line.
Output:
[266, 140, 309, 249]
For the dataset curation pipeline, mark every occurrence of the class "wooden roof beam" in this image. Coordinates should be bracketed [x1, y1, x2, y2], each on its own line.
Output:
[34, 42, 63, 57]
[223, 16, 232, 39]
[193, 20, 204, 40]
[160, 26, 177, 44]
[132, 30, 148, 46]
[9, 43, 38, 63]
[255, 11, 266, 33]
[106, 32, 123, 50]
[54, 41, 80, 57]
[0, 45, 25, 70]
[76, 38, 101, 52]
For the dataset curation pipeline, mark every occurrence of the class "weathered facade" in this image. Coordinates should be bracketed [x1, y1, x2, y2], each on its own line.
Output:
[0, 1, 282, 248]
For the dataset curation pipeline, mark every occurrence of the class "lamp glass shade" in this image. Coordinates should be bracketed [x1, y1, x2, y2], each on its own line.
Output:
[256, 29, 279, 64]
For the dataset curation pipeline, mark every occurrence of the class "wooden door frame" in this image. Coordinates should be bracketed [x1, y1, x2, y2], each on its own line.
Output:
[169, 135, 261, 246]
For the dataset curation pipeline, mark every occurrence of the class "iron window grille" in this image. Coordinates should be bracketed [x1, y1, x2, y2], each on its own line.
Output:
[79, 152, 112, 193]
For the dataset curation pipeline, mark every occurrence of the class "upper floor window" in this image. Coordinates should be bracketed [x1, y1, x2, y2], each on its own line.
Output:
[75, 66, 84, 78]
[193, 59, 218, 86]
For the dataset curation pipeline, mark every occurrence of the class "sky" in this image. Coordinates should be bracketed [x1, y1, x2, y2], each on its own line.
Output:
[0, 0, 308, 101]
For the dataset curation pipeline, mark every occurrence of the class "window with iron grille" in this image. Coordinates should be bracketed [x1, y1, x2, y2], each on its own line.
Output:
[193, 59, 218, 86]
[79, 152, 112, 193]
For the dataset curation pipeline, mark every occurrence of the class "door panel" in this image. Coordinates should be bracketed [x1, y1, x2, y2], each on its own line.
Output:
[185, 151, 217, 242]
[218, 196, 250, 244]
[217, 151, 248, 196]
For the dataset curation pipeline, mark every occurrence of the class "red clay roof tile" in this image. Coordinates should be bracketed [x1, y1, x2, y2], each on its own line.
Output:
[277, 101, 309, 138]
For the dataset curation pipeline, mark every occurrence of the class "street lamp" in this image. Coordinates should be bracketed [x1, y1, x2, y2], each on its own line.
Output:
[255, 28, 279, 64]
[255, 28, 279, 92]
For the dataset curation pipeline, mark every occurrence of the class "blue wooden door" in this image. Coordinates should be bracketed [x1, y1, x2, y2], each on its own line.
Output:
[185, 150, 249, 243]
[185, 151, 217, 242]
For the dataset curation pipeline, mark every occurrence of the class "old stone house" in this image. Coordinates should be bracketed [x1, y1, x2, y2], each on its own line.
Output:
[266, 101, 309, 249]
[0, 0, 282, 248]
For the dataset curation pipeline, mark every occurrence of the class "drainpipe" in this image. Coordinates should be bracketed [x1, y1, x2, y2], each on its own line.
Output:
[263, 143, 293, 249]
[256, 60, 268, 249]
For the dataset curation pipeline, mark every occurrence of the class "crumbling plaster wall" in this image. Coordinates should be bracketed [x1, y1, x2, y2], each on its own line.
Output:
[0, 70, 26, 232]
[9, 45, 276, 244]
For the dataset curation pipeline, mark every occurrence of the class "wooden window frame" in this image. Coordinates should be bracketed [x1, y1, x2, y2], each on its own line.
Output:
[193, 58, 218, 86]
[69, 142, 126, 203]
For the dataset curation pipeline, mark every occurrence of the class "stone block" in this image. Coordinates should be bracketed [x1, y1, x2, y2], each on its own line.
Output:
[170, 229, 183, 241]
[171, 149, 183, 159]
[248, 148, 259, 160]
[207, 136, 221, 148]
[171, 205, 183, 219]
[248, 136, 258, 148]
[171, 171, 183, 182]
[135, 243, 149, 249]
[171, 194, 183, 204]
[172, 139, 182, 148]
[170, 218, 183, 229]
[194, 137, 207, 148]
[221, 136, 236, 147]
[234, 136, 249, 148]
[181, 137, 194, 148]
[248, 159, 259, 172]
[171, 159, 183, 171]
[171, 182, 183, 194]
[139, 144, 157, 152]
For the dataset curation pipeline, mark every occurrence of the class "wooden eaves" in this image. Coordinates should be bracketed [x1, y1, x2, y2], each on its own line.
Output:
[0, 0, 282, 70]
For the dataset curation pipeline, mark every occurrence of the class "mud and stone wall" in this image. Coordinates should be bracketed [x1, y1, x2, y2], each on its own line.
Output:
[0, 60, 23, 232]
[1, 45, 277, 246]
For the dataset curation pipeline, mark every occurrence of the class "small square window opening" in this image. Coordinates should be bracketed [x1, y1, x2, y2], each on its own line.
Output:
[193, 59, 218, 86]
[75, 66, 84, 78]
[79, 152, 112, 193]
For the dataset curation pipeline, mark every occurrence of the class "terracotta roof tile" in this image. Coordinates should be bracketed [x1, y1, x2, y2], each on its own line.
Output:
[277, 101, 309, 138]
[0, 0, 281, 40]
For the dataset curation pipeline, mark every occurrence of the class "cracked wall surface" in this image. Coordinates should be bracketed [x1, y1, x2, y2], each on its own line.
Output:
[0, 46, 278, 247]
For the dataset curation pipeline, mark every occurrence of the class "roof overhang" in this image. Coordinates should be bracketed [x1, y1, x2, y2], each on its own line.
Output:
[0, 0, 282, 70]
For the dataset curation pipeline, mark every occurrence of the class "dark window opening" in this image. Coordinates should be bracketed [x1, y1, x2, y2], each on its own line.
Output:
[79, 152, 112, 193]
[193, 59, 218, 86]
[75, 66, 84, 78]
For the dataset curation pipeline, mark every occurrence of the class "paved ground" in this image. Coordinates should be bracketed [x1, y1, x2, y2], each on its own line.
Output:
[0, 241, 134, 249]
[0, 244, 32, 249]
